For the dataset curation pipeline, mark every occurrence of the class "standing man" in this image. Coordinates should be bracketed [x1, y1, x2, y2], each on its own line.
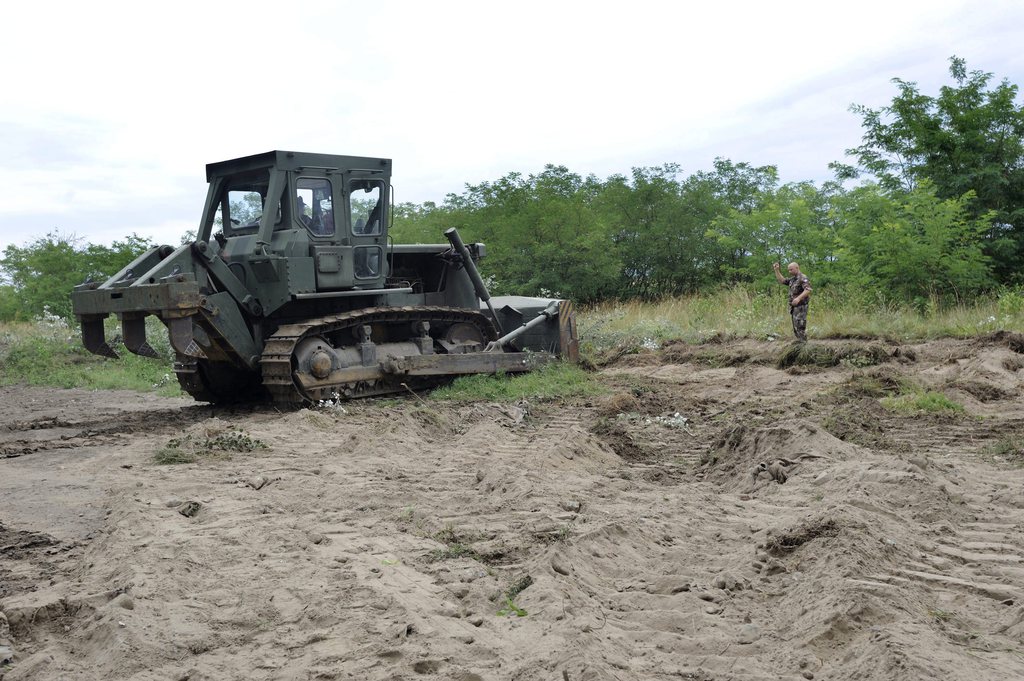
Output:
[773, 262, 811, 341]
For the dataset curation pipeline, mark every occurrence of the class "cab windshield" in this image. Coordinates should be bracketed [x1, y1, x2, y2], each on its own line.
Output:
[215, 171, 283, 235]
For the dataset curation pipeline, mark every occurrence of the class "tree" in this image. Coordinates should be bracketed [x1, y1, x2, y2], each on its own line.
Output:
[598, 164, 687, 298]
[677, 159, 778, 279]
[708, 182, 838, 288]
[836, 56, 1024, 280]
[456, 165, 623, 302]
[0, 232, 153, 320]
[834, 182, 992, 304]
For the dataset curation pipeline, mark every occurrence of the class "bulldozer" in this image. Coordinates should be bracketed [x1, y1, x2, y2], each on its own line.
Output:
[71, 151, 579, 404]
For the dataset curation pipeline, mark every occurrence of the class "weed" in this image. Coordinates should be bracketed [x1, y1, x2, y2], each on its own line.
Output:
[153, 447, 204, 465]
[427, 523, 480, 562]
[496, 595, 528, 617]
[832, 368, 908, 400]
[154, 427, 268, 465]
[496, 575, 534, 617]
[428, 543, 477, 562]
[434, 523, 459, 544]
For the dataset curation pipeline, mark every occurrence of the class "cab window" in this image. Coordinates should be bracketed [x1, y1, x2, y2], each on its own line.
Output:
[216, 171, 282, 234]
[296, 177, 335, 236]
[350, 179, 384, 235]
[354, 246, 382, 279]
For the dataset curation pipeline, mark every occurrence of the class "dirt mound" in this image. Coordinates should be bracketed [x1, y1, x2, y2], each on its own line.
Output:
[660, 340, 758, 367]
[919, 347, 1024, 409]
[977, 330, 1024, 353]
[704, 419, 859, 491]
[776, 341, 894, 369]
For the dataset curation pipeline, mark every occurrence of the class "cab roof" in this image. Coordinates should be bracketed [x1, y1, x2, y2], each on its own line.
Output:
[205, 151, 392, 181]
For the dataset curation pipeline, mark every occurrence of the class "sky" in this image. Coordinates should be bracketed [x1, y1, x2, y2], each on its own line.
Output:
[1, 0, 1022, 253]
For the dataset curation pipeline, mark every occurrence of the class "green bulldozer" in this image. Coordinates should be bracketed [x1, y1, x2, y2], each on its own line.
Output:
[71, 151, 579, 404]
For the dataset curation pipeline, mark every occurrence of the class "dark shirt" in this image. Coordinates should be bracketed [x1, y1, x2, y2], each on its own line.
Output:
[784, 274, 812, 305]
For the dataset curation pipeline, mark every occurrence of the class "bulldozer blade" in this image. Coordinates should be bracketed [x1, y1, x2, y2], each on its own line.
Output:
[122, 315, 159, 358]
[81, 317, 119, 359]
[168, 316, 207, 359]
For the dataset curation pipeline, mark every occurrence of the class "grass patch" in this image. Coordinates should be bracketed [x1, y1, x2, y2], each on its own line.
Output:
[429, 361, 601, 402]
[881, 390, 964, 414]
[981, 435, 1024, 467]
[0, 318, 182, 396]
[154, 427, 268, 465]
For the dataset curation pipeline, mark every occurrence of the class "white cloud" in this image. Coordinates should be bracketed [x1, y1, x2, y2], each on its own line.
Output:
[1, 0, 1021, 251]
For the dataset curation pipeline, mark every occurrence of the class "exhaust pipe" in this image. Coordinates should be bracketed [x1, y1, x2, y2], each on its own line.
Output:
[444, 228, 503, 334]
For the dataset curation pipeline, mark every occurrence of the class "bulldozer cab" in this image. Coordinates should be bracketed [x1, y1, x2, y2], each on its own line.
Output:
[200, 151, 392, 289]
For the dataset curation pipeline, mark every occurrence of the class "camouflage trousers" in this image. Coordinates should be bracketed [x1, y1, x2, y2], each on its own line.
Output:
[791, 304, 808, 341]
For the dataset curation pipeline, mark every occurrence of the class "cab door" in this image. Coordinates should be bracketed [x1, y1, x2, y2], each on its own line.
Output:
[348, 176, 387, 287]
[300, 173, 354, 291]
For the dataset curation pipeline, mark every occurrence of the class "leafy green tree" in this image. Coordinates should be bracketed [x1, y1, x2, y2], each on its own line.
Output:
[0, 285, 20, 320]
[836, 56, 1024, 280]
[598, 164, 686, 298]
[0, 232, 154, 320]
[835, 182, 992, 304]
[455, 165, 622, 301]
[393, 158, 783, 300]
[709, 182, 839, 288]
[681, 159, 780, 285]
[594, 159, 781, 297]
[391, 201, 441, 243]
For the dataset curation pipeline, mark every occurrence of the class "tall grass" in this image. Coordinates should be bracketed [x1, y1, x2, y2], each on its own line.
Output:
[579, 286, 1024, 355]
[4, 286, 1023, 396]
[0, 314, 182, 396]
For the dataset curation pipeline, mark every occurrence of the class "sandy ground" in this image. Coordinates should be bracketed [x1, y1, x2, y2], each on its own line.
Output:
[2, 337, 1024, 680]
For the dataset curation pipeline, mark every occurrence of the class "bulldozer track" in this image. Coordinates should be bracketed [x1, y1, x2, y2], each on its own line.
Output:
[259, 306, 498, 404]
